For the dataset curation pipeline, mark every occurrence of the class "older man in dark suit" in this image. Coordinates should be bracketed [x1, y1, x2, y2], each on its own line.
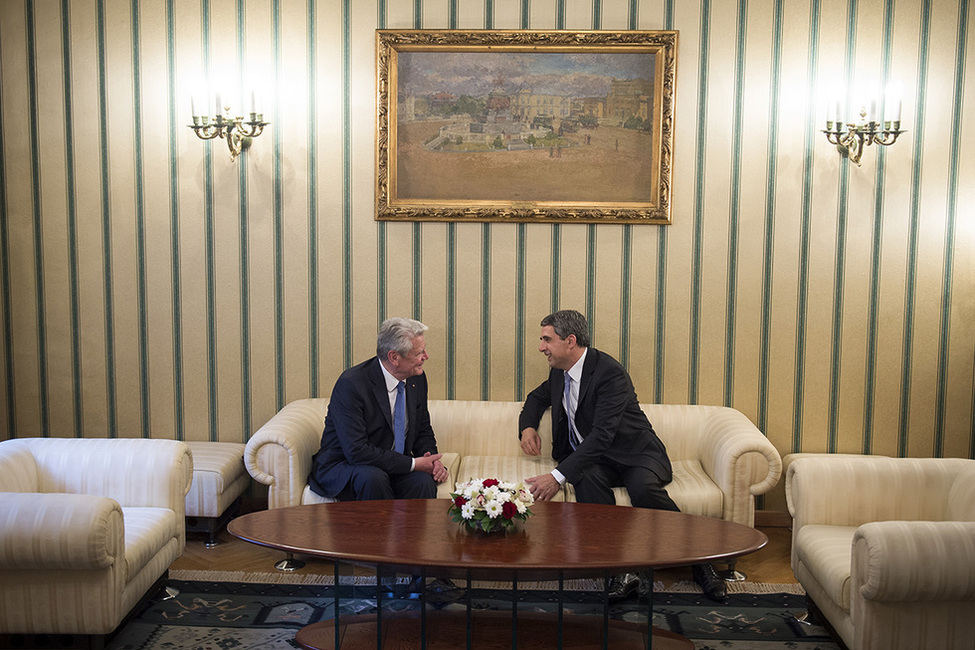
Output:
[309, 317, 448, 501]
[519, 309, 726, 601]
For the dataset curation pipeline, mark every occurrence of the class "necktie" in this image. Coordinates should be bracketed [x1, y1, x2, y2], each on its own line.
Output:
[564, 374, 578, 450]
[394, 381, 406, 453]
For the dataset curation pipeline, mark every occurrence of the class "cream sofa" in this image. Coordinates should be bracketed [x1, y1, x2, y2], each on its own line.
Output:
[0, 438, 193, 639]
[786, 455, 975, 650]
[245, 398, 782, 527]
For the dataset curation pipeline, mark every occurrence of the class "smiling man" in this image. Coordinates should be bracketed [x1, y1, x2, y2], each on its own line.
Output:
[518, 309, 727, 602]
[308, 317, 448, 501]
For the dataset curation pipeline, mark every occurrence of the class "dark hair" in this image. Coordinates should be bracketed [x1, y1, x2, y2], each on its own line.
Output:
[540, 310, 590, 347]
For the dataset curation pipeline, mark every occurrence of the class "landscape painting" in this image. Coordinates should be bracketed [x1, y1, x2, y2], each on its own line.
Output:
[375, 30, 678, 224]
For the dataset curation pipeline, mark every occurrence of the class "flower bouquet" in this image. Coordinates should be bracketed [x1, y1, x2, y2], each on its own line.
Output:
[448, 477, 535, 534]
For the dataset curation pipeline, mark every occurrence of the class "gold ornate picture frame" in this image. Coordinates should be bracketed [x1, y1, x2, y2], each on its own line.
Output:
[376, 29, 678, 224]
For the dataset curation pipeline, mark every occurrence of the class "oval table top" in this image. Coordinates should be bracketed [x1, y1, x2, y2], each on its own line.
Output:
[229, 499, 767, 581]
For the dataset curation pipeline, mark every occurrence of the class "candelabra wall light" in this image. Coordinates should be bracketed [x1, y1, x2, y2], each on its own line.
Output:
[822, 84, 905, 166]
[189, 93, 268, 162]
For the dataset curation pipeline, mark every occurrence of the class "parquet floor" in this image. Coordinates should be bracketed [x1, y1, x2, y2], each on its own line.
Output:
[174, 521, 797, 587]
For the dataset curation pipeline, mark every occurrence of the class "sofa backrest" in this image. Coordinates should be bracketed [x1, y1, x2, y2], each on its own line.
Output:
[947, 462, 975, 521]
[0, 440, 39, 492]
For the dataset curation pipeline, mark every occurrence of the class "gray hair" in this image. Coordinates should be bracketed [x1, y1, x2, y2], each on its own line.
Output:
[540, 310, 591, 347]
[377, 317, 428, 358]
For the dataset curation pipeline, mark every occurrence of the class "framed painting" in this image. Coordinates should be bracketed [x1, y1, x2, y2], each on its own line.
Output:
[375, 29, 678, 224]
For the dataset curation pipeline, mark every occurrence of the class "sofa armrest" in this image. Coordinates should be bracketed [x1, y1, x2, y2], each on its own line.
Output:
[0, 493, 124, 570]
[697, 407, 782, 526]
[246, 398, 328, 509]
[853, 521, 975, 601]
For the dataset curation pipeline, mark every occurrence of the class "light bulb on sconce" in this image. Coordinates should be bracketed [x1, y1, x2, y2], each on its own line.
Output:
[188, 89, 268, 162]
[823, 82, 905, 166]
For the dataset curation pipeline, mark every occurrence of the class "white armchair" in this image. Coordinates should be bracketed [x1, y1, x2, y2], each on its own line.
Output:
[0, 437, 193, 640]
[786, 455, 975, 650]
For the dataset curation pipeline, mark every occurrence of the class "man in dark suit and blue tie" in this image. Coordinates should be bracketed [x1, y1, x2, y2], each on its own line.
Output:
[519, 309, 726, 601]
[308, 317, 448, 501]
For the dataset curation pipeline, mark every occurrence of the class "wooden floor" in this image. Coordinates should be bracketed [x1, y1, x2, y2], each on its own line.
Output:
[175, 521, 797, 587]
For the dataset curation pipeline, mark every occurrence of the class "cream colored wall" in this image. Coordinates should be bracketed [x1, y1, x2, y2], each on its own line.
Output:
[1, 1, 972, 511]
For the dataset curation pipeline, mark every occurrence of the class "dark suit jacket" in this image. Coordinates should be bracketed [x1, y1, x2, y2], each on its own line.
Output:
[518, 347, 672, 486]
[308, 357, 439, 498]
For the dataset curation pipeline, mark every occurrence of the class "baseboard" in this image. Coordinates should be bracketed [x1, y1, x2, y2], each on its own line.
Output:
[755, 510, 792, 528]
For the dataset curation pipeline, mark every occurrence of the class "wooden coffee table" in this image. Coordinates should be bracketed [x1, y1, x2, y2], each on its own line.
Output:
[229, 499, 767, 649]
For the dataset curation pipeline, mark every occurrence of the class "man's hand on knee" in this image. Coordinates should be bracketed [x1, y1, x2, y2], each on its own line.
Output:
[525, 473, 560, 501]
[415, 452, 446, 482]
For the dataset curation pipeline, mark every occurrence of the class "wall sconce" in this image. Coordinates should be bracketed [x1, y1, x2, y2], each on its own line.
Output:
[822, 84, 905, 166]
[189, 92, 268, 162]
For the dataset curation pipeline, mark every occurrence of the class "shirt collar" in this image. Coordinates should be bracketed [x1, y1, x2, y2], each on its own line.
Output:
[379, 360, 400, 393]
[565, 347, 588, 384]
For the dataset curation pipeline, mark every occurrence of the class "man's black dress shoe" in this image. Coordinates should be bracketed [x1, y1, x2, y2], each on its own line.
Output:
[607, 572, 640, 601]
[693, 563, 727, 601]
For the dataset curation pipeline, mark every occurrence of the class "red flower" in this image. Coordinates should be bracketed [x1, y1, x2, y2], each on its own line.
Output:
[453, 495, 468, 507]
[482, 478, 500, 488]
[502, 501, 517, 519]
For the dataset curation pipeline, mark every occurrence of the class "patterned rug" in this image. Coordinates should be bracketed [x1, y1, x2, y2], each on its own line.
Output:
[107, 578, 842, 649]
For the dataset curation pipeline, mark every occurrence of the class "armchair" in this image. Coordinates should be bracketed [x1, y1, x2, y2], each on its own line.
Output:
[0, 437, 193, 641]
[786, 455, 975, 650]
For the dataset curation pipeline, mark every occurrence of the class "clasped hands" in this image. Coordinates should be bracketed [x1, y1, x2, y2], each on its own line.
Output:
[519, 427, 562, 502]
[415, 451, 449, 483]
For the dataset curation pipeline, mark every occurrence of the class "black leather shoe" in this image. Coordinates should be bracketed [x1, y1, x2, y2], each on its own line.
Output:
[693, 563, 727, 601]
[636, 571, 652, 599]
[607, 572, 640, 601]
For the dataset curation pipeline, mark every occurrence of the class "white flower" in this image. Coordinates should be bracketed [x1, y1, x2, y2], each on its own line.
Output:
[461, 502, 476, 519]
[484, 500, 503, 518]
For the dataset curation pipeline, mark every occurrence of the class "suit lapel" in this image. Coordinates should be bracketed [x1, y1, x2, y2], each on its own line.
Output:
[370, 357, 394, 431]
[578, 348, 597, 409]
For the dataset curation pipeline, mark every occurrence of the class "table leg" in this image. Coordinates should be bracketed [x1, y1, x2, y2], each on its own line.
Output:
[602, 571, 610, 650]
[557, 572, 564, 650]
[375, 566, 383, 649]
[646, 568, 654, 650]
[333, 562, 340, 650]
[465, 570, 473, 650]
[420, 567, 427, 650]
[511, 573, 518, 650]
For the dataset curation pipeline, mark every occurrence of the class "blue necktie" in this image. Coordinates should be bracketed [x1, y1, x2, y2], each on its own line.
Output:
[564, 374, 578, 450]
[394, 381, 406, 453]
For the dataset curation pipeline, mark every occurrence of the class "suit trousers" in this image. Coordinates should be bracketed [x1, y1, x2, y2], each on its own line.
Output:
[336, 463, 437, 500]
[573, 459, 680, 512]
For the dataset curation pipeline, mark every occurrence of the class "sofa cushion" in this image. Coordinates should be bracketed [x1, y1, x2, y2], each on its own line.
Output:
[122, 507, 180, 581]
[796, 524, 857, 612]
[184, 442, 248, 518]
[456, 455, 564, 500]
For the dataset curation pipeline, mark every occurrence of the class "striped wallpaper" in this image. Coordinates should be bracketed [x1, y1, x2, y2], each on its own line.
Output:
[1, 0, 972, 510]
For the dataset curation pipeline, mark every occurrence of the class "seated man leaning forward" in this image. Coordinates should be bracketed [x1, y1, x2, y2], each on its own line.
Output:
[308, 317, 449, 501]
[519, 309, 727, 602]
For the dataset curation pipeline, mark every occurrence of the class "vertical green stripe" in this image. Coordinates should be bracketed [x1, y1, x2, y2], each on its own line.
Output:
[0, 19, 14, 436]
[272, 0, 286, 408]
[481, 224, 491, 399]
[238, 0, 252, 437]
[96, 0, 117, 437]
[516, 224, 526, 397]
[724, 0, 747, 408]
[619, 0, 638, 371]
[307, 0, 318, 398]
[411, 0, 422, 320]
[936, 0, 967, 457]
[900, 0, 932, 457]
[26, 0, 50, 436]
[592, 0, 601, 29]
[654, 0, 675, 404]
[486, 0, 494, 28]
[201, 0, 218, 440]
[830, 0, 860, 453]
[758, 0, 784, 436]
[689, 0, 711, 404]
[791, 0, 821, 452]
[166, 0, 184, 441]
[551, 225, 561, 311]
[131, 0, 151, 438]
[863, 0, 892, 454]
[446, 224, 456, 399]
[61, 0, 83, 437]
[556, 0, 565, 29]
[342, 0, 353, 369]
[586, 225, 596, 340]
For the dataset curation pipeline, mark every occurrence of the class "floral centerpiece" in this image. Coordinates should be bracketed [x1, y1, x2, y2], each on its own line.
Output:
[448, 477, 535, 533]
